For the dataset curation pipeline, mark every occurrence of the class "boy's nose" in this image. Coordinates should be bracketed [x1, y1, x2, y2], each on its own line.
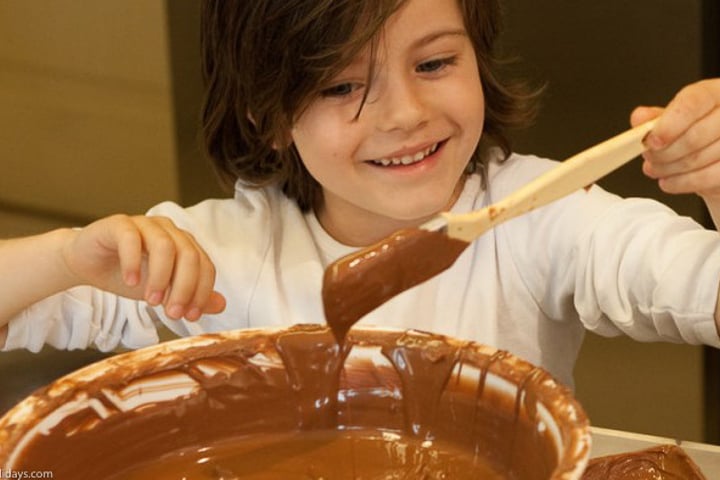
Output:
[374, 77, 428, 133]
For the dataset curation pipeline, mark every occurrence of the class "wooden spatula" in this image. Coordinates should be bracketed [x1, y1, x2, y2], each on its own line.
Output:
[323, 119, 658, 341]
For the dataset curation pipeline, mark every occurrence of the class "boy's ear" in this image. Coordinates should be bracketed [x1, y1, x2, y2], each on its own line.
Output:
[247, 112, 291, 150]
[273, 134, 293, 151]
[279, 126, 295, 149]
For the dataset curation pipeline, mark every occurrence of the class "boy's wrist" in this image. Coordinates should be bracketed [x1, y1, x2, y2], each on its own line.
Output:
[27, 227, 85, 296]
[53, 227, 85, 289]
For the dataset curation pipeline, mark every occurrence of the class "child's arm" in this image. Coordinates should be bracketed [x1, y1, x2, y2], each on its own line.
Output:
[631, 78, 720, 333]
[0, 214, 226, 343]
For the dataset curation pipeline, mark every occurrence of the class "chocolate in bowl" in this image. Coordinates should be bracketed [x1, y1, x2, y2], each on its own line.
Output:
[0, 325, 591, 479]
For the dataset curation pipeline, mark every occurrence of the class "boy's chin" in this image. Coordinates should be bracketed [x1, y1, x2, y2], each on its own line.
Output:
[381, 204, 448, 227]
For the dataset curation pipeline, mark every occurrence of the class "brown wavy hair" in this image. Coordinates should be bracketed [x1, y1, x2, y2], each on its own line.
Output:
[201, 0, 538, 211]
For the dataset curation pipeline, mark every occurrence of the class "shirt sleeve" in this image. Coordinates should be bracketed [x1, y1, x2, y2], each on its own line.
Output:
[2, 286, 160, 352]
[572, 194, 720, 346]
[502, 176, 720, 347]
[491, 153, 720, 347]
[2, 189, 276, 353]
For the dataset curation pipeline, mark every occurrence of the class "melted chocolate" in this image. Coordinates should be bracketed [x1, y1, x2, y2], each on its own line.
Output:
[582, 445, 707, 480]
[322, 228, 469, 342]
[0, 326, 588, 479]
[114, 429, 507, 479]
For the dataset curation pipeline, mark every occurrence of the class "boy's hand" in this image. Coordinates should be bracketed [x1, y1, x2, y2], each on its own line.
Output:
[62, 215, 226, 321]
[631, 78, 720, 205]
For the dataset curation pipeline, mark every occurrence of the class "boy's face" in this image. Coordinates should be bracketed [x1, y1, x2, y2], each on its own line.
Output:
[291, 0, 485, 246]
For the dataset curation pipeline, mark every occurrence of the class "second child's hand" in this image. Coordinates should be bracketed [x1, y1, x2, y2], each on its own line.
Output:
[62, 214, 226, 321]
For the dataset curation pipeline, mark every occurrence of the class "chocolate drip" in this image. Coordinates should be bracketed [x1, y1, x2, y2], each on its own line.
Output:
[508, 368, 548, 472]
[474, 350, 511, 410]
[380, 331, 460, 438]
[274, 325, 350, 429]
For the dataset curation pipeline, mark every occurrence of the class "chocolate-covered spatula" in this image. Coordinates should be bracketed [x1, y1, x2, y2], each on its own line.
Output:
[323, 119, 657, 341]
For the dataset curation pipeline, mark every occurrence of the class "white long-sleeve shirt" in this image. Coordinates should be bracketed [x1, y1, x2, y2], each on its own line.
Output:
[5, 153, 720, 386]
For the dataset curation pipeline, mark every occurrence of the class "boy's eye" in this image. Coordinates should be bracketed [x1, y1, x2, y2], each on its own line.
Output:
[416, 56, 457, 74]
[320, 82, 359, 97]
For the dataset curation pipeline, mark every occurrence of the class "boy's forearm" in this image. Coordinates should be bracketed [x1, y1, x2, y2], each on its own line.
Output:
[0, 228, 79, 327]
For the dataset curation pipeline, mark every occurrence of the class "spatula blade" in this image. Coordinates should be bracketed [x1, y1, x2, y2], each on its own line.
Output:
[322, 227, 469, 342]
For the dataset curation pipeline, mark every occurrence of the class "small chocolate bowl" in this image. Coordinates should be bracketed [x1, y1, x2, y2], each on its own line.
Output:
[0, 325, 591, 479]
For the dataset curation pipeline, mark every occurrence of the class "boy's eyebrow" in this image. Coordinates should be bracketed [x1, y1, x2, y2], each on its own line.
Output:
[410, 28, 467, 49]
[347, 29, 467, 69]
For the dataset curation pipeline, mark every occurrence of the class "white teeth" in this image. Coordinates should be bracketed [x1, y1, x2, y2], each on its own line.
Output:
[372, 142, 439, 167]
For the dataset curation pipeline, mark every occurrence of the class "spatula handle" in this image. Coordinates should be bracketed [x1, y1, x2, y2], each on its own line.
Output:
[445, 119, 658, 242]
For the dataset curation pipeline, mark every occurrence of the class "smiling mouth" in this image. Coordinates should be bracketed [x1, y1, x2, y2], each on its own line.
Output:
[368, 141, 444, 167]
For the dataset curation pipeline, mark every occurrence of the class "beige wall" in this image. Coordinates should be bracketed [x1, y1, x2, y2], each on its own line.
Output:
[0, 0, 179, 219]
[0, 0, 184, 417]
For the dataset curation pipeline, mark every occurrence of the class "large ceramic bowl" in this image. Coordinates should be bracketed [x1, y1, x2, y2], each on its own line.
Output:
[0, 325, 591, 479]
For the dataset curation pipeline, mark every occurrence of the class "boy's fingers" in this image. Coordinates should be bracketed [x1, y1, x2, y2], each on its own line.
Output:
[134, 217, 177, 305]
[205, 291, 227, 315]
[148, 219, 215, 321]
[184, 254, 218, 321]
[653, 142, 720, 196]
[76, 214, 145, 295]
[630, 106, 663, 127]
[163, 235, 202, 319]
[659, 157, 720, 197]
[646, 81, 718, 150]
[112, 215, 221, 321]
[645, 107, 720, 169]
[113, 218, 143, 287]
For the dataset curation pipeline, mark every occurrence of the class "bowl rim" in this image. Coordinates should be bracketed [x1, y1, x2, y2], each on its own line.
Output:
[0, 325, 591, 478]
